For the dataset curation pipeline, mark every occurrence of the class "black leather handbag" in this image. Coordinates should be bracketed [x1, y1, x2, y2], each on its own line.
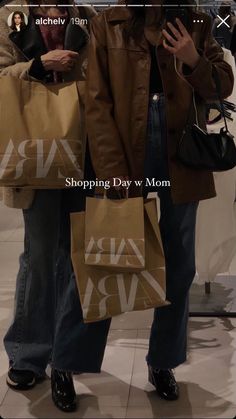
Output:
[177, 68, 236, 172]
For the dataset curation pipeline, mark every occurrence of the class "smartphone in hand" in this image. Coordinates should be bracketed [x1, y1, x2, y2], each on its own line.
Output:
[164, 8, 190, 42]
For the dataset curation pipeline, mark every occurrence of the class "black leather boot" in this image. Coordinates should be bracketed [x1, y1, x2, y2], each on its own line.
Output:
[7, 368, 36, 390]
[148, 366, 179, 401]
[51, 368, 77, 412]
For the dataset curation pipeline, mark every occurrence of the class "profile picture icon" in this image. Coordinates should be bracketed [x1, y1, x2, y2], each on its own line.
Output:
[8, 11, 28, 32]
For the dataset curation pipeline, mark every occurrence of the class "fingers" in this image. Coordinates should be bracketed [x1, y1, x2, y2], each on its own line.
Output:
[41, 49, 78, 72]
[62, 62, 74, 71]
[62, 51, 79, 70]
[163, 38, 176, 53]
[163, 18, 191, 53]
[162, 28, 178, 47]
[62, 60, 75, 72]
[62, 54, 78, 71]
[167, 22, 182, 41]
[62, 50, 79, 59]
[66, 50, 79, 58]
[175, 18, 189, 37]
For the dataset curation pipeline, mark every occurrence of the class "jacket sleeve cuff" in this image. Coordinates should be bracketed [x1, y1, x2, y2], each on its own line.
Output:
[29, 57, 47, 80]
[182, 50, 211, 87]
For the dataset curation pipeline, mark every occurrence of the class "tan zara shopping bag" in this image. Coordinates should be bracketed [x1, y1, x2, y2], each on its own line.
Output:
[71, 199, 168, 323]
[84, 197, 145, 271]
[0, 76, 83, 188]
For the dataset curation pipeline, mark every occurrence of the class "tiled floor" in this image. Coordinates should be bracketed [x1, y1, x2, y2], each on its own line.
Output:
[0, 201, 236, 418]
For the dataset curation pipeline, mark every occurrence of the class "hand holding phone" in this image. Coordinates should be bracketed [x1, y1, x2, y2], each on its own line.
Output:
[162, 17, 200, 70]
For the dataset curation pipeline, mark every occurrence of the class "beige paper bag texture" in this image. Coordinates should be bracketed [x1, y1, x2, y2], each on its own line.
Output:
[0, 76, 83, 188]
[85, 197, 145, 271]
[71, 199, 168, 323]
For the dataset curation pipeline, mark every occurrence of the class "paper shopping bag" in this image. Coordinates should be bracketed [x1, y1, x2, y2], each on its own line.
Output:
[0, 76, 84, 188]
[71, 199, 168, 323]
[84, 197, 145, 271]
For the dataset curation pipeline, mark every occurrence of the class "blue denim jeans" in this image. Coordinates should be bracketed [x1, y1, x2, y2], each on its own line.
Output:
[145, 94, 198, 369]
[4, 188, 111, 375]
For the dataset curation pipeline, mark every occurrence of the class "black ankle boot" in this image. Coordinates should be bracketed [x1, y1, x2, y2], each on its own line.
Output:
[148, 366, 179, 401]
[51, 368, 77, 412]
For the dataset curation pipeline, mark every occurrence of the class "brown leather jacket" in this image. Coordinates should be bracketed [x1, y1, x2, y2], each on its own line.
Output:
[86, 7, 234, 204]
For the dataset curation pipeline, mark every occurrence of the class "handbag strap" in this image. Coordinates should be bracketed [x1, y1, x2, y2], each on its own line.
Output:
[185, 65, 228, 132]
[212, 66, 229, 132]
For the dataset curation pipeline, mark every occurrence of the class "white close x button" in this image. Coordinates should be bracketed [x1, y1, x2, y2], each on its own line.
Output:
[216, 14, 230, 28]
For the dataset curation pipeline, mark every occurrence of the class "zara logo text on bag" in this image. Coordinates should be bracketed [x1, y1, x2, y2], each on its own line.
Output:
[82, 269, 166, 320]
[0, 138, 83, 185]
[85, 237, 145, 267]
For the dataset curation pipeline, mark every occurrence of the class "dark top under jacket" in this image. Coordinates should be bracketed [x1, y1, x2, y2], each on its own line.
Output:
[149, 44, 163, 94]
